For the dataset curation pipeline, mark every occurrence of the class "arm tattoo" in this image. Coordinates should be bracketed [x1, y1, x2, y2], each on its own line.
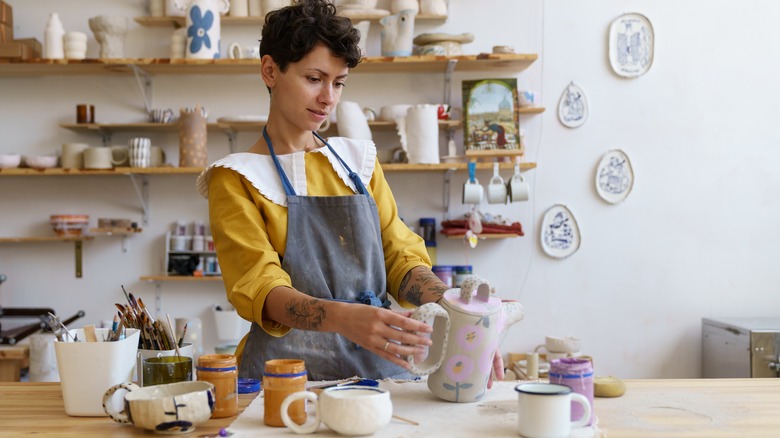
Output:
[417, 270, 447, 301]
[400, 267, 447, 306]
[285, 298, 326, 330]
[406, 284, 423, 306]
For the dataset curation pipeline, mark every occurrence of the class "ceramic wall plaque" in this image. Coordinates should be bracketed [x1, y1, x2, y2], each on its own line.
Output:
[557, 81, 588, 128]
[540, 204, 581, 259]
[609, 13, 654, 78]
[595, 149, 634, 204]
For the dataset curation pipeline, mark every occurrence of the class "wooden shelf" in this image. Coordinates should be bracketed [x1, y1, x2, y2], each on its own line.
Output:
[88, 227, 142, 236]
[518, 107, 545, 114]
[0, 54, 538, 77]
[134, 13, 447, 28]
[445, 233, 520, 240]
[0, 235, 94, 243]
[465, 149, 525, 158]
[381, 162, 536, 172]
[60, 119, 461, 134]
[0, 166, 204, 176]
[140, 275, 223, 282]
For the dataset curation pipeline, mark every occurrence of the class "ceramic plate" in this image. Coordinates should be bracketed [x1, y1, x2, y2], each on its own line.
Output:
[540, 204, 581, 259]
[595, 149, 634, 204]
[557, 82, 588, 128]
[609, 13, 654, 78]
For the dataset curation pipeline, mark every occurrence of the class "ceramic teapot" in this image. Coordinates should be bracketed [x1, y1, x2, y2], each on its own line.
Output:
[407, 275, 524, 403]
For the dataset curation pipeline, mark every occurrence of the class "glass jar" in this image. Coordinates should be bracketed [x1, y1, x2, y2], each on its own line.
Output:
[196, 354, 238, 418]
[263, 359, 307, 427]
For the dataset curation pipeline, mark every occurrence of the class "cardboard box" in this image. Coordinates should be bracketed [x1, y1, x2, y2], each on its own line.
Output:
[0, 23, 10, 43]
[0, 1, 12, 27]
[0, 42, 33, 60]
[14, 38, 41, 58]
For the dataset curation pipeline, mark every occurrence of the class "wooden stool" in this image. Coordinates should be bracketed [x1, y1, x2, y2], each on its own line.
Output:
[0, 345, 29, 382]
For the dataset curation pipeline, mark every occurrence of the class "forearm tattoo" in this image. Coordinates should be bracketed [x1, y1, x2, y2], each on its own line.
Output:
[285, 298, 326, 330]
[400, 267, 447, 306]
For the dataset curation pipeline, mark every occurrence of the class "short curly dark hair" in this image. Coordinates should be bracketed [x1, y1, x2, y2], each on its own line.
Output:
[260, 0, 362, 72]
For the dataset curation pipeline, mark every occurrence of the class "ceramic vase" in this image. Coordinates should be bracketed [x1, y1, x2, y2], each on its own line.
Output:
[419, 0, 447, 15]
[248, 0, 262, 16]
[390, 0, 418, 14]
[176, 0, 230, 59]
[88, 16, 129, 59]
[44, 13, 65, 60]
[380, 9, 415, 57]
[179, 106, 208, 167]
[229, 0, 248, 16]
[354, 20, 370, 57]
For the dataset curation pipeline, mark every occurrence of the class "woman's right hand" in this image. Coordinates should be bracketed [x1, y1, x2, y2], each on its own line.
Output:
[332, 303, 433, 370]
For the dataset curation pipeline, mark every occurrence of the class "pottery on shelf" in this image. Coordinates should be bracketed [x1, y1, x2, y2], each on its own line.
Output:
[380, 9, 415, 57]
[413, 32, 474, 56]
[354, 20, 370, 57]
[419, 0, 447, 15]
[175, 0, 230, 59]
[44, 13, 65, 60]
[88, 16, 129, 59]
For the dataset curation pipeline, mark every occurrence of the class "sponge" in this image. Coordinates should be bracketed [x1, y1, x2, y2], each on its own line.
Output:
[594, 376, 626, 398]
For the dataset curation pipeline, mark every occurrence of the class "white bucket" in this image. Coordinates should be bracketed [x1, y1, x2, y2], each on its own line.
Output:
[54, 328, 140, 416]
[212, 304, 251, 343]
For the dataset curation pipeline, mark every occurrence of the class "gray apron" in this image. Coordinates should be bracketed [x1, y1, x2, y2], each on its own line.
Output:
[238, 128, 412, 381]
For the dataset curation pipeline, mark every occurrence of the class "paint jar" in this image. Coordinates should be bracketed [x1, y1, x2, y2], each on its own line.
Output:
[453, 265, 473, 287]
[419, 217, 436, 244]
[432, 265, 453, 288]
[549, 357, 594, 426]
[263, 359, 307, 427]
[196, 354, 238, 418]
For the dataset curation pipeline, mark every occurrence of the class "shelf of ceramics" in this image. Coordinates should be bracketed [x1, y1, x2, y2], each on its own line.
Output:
[0, 54, 537, 77]
[88, 227, 143, 235]
[381, 162, 536, 172]
[0, 166, 204, 176]
[134, 13, 447, 28]
[140, 275, 223, 282]
[444, 233, 520, 240]
[464, 149, 526, 158]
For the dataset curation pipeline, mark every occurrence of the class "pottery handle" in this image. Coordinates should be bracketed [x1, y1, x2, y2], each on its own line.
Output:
[570, 392, 592, 429]
[406, 302, 450, 376]
[280, 391, 320, 434]
[102, 382, 140, 424]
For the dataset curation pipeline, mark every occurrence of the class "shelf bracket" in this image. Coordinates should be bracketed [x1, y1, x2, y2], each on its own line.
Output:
[99, 130, 112, 147]
[74, 240, 83, 278]
[129, 64, 154, 114]
[225, 129, 238, 154]
[443, 59, 458, 107]
[443, 168, 455, 221]
[128, 175, 150, 226]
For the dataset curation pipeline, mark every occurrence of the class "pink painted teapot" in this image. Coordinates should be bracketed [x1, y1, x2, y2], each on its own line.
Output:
[407, 275, 524, 402]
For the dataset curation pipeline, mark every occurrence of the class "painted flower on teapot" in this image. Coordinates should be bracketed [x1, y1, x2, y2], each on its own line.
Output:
[407, 275, 524, 403]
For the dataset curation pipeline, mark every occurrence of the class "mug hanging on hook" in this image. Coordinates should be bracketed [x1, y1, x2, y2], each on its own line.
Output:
[462, 161, 483, 204]
[487, 162, 507, 204]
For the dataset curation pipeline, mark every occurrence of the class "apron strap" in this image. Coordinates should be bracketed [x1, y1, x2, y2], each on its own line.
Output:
[263, 127, 297, 196]
[313, 131, 369, 196]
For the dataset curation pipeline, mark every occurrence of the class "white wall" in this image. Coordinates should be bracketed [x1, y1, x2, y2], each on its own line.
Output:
[2, 0, 779, 378]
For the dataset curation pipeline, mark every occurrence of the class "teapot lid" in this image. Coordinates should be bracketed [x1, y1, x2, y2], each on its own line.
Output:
[441, 281, 501, 315]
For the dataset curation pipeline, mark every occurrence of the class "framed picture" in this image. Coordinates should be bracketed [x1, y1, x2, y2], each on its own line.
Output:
[462, 78, 522, 154]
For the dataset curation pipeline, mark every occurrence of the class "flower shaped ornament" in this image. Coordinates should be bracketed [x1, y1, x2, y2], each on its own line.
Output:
[187, 6, 214, 54]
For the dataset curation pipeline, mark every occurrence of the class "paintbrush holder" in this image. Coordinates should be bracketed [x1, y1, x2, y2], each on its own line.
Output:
[54, 328, 140, 416]
[136, 343, 194, 386]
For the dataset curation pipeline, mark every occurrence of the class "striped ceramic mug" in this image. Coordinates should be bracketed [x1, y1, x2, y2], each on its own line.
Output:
[128, 137, 151, 168]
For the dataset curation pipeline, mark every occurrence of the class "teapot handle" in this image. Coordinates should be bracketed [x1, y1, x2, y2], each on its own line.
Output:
[406, 302, 450, 376]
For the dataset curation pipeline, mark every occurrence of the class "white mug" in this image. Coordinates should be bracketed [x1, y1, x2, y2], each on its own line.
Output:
[487, 163, 507, 204]
[507, 163, 530, 202]
[128, 138, 151, 168]
[281, 386, 392, 436]
[61, 143, 89, 169]
[462, 178, 483, 204]
[515, 383, 591, 438]
[83, 147, 113, 169]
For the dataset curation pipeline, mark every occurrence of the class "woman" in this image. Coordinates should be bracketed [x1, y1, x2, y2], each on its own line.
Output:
[198, 0, 503, 382]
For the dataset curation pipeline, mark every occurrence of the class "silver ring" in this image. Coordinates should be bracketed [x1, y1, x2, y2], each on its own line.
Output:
[383, 341, 390, 352]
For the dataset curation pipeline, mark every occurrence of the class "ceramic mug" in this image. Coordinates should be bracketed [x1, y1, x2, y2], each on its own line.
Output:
[150, 146, 166, 167]
[128, 137, 151, 168]
[515, 383, 591, 438]
[280, 386, 392, 436]
[487, 163, 507, 204]
[83, 147, 113, 169]
[61, 143, 88, 169]
[110, 146, 129, 166]
[507, 163, 530, 202]
[103, 381, 215, 433]
[462, 178, 483, 204]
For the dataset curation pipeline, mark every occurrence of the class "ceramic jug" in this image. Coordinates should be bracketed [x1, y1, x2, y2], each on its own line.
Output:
[408, 275, 524, 403]
[175, 0, 230, 59]
[379, 9, 415, 57]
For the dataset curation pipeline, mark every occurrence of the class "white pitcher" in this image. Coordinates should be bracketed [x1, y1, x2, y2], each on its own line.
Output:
[395, 104, 439, 164]
[379, 9, 416, 57]
[175, 0, 230, 59]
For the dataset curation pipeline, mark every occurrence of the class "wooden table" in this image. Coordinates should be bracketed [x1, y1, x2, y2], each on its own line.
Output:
[1, 379, 779, 437]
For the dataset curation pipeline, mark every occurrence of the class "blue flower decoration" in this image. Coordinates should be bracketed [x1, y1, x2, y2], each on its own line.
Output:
[187, 5, 213, 54]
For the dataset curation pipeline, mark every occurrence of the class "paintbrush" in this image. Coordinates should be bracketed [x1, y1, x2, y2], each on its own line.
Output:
[166, 313, 182, 357]
[177, 323, 188, 348]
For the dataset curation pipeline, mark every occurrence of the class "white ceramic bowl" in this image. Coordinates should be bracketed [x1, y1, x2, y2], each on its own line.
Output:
[0, 153, 22, 169]
[23, 155, 59, 169]
[545, 336, 582, 354]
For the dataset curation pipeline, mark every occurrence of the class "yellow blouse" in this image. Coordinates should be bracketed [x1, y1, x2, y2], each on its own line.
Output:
[202, 140, 430, 340]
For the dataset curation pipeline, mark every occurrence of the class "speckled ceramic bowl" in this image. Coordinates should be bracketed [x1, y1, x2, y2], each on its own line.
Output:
[23, 155, 58, 169]
[0, 153, 21, 169]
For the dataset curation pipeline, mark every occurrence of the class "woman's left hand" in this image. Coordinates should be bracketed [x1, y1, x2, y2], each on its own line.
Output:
[487, 348, 504, 389]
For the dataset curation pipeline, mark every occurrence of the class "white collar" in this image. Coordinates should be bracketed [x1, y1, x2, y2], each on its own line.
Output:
[196, 137, 377, 206]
